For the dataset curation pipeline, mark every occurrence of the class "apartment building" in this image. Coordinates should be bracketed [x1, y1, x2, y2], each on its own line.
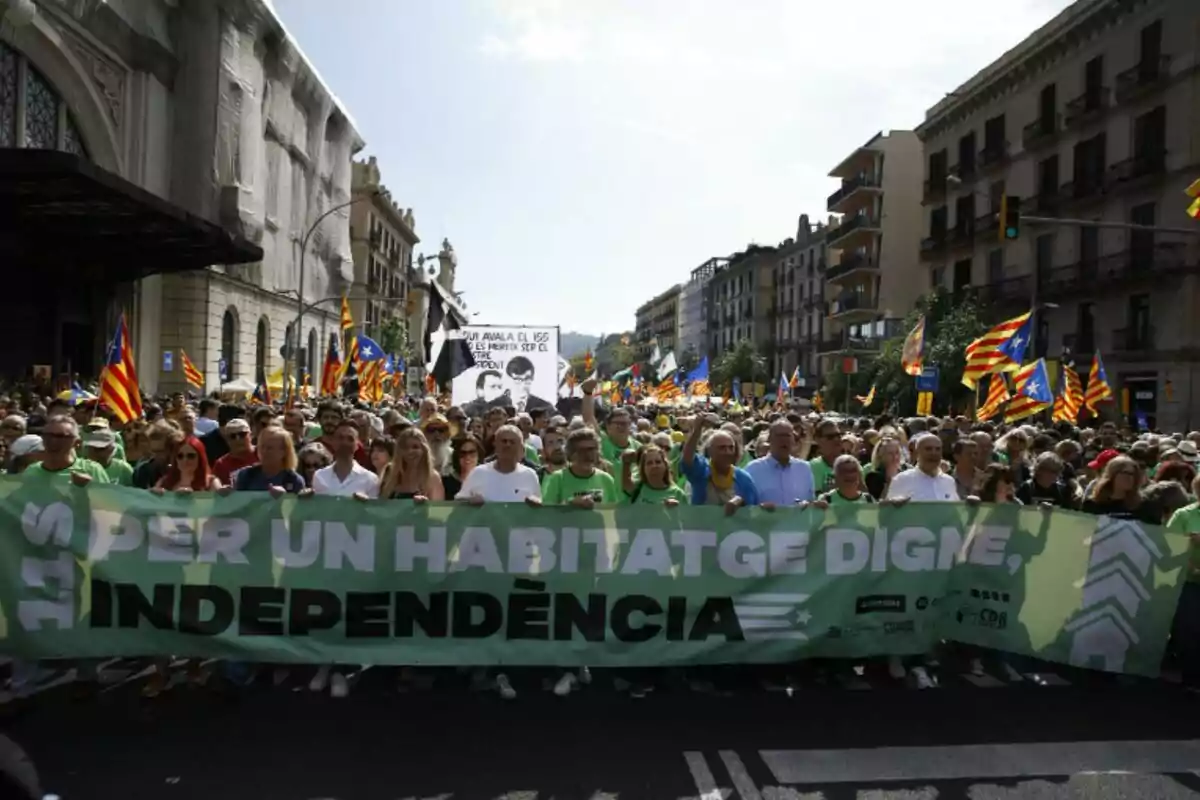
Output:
[348, 157, 418, 344]
[916, 0, 1200, 431]
[707, 245, 776, 361]
[820, 131, 923, 374]
[768, 215, 829, 386]
[679, 258, 719, 364]
[634, 284, 682, 362]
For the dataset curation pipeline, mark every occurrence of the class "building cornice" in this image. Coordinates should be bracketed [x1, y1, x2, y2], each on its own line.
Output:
[916, 0, 1152, 141]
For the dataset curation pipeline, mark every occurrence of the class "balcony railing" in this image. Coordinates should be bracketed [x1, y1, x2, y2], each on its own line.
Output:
[1061, 333, 1095, 357]
[1108, 149, 1166, 185]
[1115, 55, 1171, 104]
[974, 210, 999, 240]
[1031, 190, 1061, 214]
[825, 214, 878, 245]
[970, 275, 1033, 309]
[1030, 244, 1196, 302]
[803, 295, 825, 311]
[949, 161, 977, 183]
[978, 142, 1009, 171]
[948, 221, 975, 248]
[1112, 325, 1155, 353]
[1022, 114, 1060, 150]
[826, 253, 877, 281]
[920, 234, 948, 260]
[1064, 88, 1109, 128]
[1059, 173, 1107, 202]
[826, 174, 881, 210]
[829, 294, 878, 315]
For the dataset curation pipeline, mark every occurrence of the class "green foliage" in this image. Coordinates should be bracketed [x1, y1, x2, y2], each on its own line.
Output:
[569, 332, 636, 377]
[378, 315, 406, 357]
[710, 340, 768, 390]
[821, 289, 988, 415]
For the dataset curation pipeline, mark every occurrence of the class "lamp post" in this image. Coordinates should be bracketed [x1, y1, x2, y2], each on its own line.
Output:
[293, 189, 379, 392]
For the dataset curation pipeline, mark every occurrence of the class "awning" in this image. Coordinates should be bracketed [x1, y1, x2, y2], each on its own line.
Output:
[0, 149, 263, 281]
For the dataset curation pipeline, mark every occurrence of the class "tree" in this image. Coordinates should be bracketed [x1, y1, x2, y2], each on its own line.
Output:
[821, 289, 988, 415]
[710, 340, 767, 391]
[379, 315, 419, 362]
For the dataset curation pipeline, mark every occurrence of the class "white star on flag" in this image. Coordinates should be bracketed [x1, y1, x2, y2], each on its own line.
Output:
[361, 345, 373, 358]
[1026, 380, 1040, 395]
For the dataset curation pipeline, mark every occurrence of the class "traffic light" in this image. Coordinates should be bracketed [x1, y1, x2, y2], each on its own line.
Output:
[999, 194, 1021, 241]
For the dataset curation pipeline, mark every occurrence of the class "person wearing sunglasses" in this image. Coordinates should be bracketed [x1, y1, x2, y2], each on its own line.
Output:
[151, 435, 219, 493]
[212, 418, 258, 486]
[20, 415, 110, 487]
[297, 442, 333, 488]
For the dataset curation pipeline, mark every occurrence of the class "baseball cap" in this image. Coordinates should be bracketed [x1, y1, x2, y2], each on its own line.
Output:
[225, 418, 251, 434]
[83, 428, 116, 448]
[9, 435, 44, 458]
[1087, 448, 1121, 471]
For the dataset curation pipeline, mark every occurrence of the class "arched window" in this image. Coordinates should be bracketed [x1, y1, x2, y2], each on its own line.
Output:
[0, 42, 89, 156]
[256, 317, 270, 379]
[308, 329, 318, 383]
[220, 308, 238, 381]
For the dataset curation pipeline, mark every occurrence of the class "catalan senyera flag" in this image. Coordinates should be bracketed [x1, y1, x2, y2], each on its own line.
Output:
[180, 349, 204, 390]
[789, 367, 801, 389]
[320, 333, 342, 396]
[584, 348, 594, 373]
[99, 314, 143, 423]
[812, 391, 824, 413]
[961, 311, 1033, 389]
[901, 316, 926, 377]
[340, 295, 355, 332]
[1004, 358, 1054, 423]
[1052, 365, 1084, 424]
[251, 365, 271, 406]
[855, 385, 876, 407]
[1084, 351, 1114, 413]
[1186, 176, 1200, 220]
[976, 373, 1011, 421]
[655, 375, 682, 401]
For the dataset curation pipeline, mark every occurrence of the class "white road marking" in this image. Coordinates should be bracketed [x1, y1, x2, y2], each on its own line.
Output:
[683, 752, 729, 800]
[761, 740, 1200, 784]
[719, 751, 763, 800]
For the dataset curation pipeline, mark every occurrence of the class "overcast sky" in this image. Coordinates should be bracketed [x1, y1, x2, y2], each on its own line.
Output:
[274, 0, 1076, 335]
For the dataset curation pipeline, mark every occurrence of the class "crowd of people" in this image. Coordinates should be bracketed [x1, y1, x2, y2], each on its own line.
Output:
[2, 374, 1198, 702]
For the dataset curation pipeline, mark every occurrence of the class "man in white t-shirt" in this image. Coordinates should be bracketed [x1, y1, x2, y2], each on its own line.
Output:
[300, 419, 377, 699]
[458, 424, 542, 505]
[884, 431, 977, 687]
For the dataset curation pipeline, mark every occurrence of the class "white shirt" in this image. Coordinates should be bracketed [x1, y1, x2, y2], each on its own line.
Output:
[885, 466, 958, 502]
[194, 417, 219, 436]
[457, 461, 541, 502]
[311, 461, 380, 498]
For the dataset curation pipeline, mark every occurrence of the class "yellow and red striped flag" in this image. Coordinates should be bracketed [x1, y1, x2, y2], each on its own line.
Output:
[340, 295, 355, 331]
[1186, 177, 1200, 219]
[99, 314, 143, 423]
[1084, 352, 1114, 413]
[180, 349, 204, 389]
[1052, 365, 1084, 424]
[855, 385, 876, 407]
[976, 373, 1010, 421]
[901, 316, 926, 376]
[961, 311, 1032, 389]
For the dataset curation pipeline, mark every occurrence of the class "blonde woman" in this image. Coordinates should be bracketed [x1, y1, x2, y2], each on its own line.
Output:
[379, 427, 445, 501]
[229, 426, 305, 494]
[1081, 455, 1158, 523]
[865, 437, 904, 501]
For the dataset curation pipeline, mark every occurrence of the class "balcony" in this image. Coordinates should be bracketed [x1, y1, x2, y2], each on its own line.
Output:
[1115, 55, 1171, 105]
[1031, 189, 1061, 215]
[1064, 88, 1109, 129]
[971, 275, 1033, 315]
[947, 221, 975, 250]
[780, 301, 796, 314]
[827, 174, 881, 214]
[1033, 244, 1196, 302]
[826, 252, 878, 283]
[920, 234, 948, 261]
[828, 293, 878, 319]
[825, 213, 880, 249]
[974, 210, 999, 240]
[1111, 325, 1155, 354]
[948, 162, 977, 184]
[1061, 332, 1095, 358]
[923, 177, 947, 204]
[1107, 149, 1166, 188]
[1022, 114, 1060, 151]
[978, 142, 1010, 173]
[1059, 173, 1107, 204]
[803, 295, 825, 311]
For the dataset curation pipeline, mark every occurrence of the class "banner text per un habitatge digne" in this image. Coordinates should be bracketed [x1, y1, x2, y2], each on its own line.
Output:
[0, 481, 1189, 676]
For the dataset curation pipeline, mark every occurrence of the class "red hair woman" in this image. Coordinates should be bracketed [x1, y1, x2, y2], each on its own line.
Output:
[152, 435, 221, 493]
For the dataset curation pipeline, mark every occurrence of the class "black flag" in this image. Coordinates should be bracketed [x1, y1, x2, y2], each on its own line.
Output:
[424, 281, 475, 386]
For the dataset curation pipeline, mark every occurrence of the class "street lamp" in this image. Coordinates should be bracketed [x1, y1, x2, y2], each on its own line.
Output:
[293, 188, 380, 391]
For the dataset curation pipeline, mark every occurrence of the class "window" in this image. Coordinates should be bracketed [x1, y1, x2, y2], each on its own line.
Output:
[1079, 226, 1099, 273]
[1084, 56, 1104, 105]
[957, 131, 977, 175]
[1035, 233, 1055, 285]
[983, 114, 1005, 157]
[1139, 19, 1162, 64]
[930, 206, 948, 237]
[1129, 293, 1151, 345]
[953, 259, 972, 292]
[221, 309, 238, 381]
[1133, 106, 1166, 161]
[1038, 83, 1056, 129]
[928, 149, 947, 184]
[1130, 201, 1155, 268]
[1037, 155, 1059, 198]
[308, 329, 318, 382]
[930, 266, 944, 289]
[1078, 302, 1095, 352]
[265, 142, 281, 220]
[255, 317, 270, 378]
[987, 249, 1004, 284]
[0, 42, 88, 156]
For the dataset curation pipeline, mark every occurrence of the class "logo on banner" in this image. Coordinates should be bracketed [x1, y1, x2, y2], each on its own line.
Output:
[732, 593, 811, 641]
[1064, 517, 1162, 671]
[854, 595, 906, 614]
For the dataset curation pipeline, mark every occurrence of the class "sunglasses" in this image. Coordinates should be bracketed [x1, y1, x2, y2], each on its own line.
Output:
[178, 452, 198, 461]
[43, 432, 75, 441]
[459, 448, 479, 457]
[228, 431, 249, 439]
[426, 427, 449, 435]
[302, 461, 325, 469]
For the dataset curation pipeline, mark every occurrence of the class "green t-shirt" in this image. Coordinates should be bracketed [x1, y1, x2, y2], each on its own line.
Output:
[820, 489, 876, 506]
[104, 458, 135, 486]
[601, 434, 637, 467]
[542, 467, 619, 505]
[1166, 502, 1200, 583]
[524, 443, 542, 466]
[23, 457, 112, 484]
[624, 482, 689, 505]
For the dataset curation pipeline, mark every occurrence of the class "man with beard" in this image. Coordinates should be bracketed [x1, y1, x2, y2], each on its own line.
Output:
[421, 413, 453, 475]
[315, 401, 372, 469]
[539, 426, 566, 476]
[462, 369, 505, 418]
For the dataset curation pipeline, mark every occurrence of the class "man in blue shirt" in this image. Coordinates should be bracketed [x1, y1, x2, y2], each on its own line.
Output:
[680, 413, 760, 512]
[744, 419, 816, 507]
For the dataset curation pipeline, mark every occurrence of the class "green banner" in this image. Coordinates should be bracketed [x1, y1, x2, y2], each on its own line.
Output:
[0, 480, 1190, 676]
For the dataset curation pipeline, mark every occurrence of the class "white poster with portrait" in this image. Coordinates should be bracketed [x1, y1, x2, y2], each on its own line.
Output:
[451, 325, 560, 416]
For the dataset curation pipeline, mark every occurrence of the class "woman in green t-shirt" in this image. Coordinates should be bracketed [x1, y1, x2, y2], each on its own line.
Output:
[619, 444, 688, 506]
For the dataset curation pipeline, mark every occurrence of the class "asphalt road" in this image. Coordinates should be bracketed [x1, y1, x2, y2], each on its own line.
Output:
[3, 659, 1200, 800]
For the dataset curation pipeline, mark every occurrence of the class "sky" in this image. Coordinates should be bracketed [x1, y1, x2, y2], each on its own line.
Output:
[274, 0, 1077, 336]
